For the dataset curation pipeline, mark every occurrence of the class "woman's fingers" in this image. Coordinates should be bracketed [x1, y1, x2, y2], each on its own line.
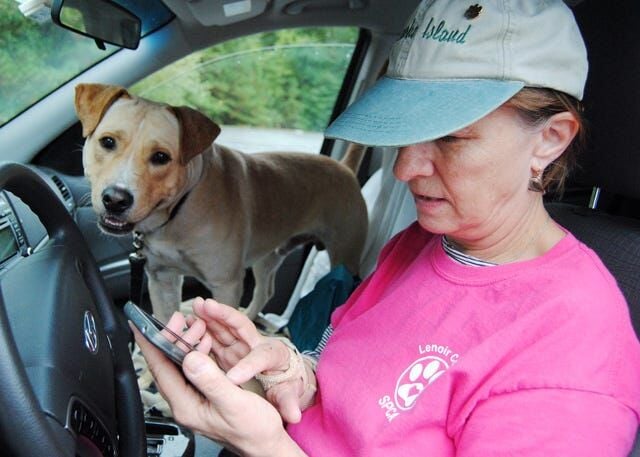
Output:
[208, 334, 251, 372]
[177, 318, 207, 351]
[161, 312, 208, 353]
[195, 332, 213, 354]
[265, 380, 303, 424]
[178, 299, 294, 392]
[194, 298, 263, 348]
[131, 323, 194, 406]
[206, 318, 245, 347]
[181, 351, 242, 409]
[137, 328, 244, 436]
[179, 351, 290, 455]
[164, 312, 187, 336]
[179, 352, 282, 425]
[192, 299, 249, 351]
[134, 305, 292, 451]
[226, 340, 291, 384]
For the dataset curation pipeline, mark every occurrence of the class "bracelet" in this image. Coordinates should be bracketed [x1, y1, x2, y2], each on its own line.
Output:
[298, 356, 317, 410]
[254, 343, 304, 391]
[254, 337, 316, 404]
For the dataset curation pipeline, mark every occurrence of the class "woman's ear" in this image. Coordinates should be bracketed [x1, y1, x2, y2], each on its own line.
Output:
[531, 111, 579, 170]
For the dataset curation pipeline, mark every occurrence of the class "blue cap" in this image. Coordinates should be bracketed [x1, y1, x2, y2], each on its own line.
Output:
[325, 0, 587, 147]
[326, 77, 523, 147]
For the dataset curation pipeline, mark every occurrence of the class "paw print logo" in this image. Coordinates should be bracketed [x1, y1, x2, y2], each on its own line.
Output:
[394, 356, 448, 410]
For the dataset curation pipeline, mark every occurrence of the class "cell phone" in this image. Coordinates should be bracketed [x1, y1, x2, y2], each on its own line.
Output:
[124, 301, 192, 365]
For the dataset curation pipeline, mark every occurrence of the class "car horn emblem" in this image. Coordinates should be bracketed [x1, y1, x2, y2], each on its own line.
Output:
[83, 311, 99, 354]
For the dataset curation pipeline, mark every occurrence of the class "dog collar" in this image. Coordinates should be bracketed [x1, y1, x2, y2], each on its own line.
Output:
[165, 190, 191, 226]
[127, 190, 190, 307]
[140, 190, 192, 236]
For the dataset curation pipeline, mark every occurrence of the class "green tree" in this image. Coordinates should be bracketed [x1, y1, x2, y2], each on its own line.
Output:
[131, 27, 358, 132]
[0, 0, 115, 125]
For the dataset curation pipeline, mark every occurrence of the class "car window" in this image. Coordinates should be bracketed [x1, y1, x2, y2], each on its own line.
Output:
[0, 0, 173, 127]
[130, 27, 359, 154]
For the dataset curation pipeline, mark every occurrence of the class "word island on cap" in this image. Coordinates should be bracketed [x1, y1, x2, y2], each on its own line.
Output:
[401, 16, 472, 45]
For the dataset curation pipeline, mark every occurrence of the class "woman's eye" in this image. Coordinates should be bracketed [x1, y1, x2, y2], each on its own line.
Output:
[99, 136, 116, 150]
[438, 135, 459, 143]
[150, 151, 172, 165]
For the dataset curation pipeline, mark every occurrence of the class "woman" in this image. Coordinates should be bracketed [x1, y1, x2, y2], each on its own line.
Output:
[135, 1, 640, 455]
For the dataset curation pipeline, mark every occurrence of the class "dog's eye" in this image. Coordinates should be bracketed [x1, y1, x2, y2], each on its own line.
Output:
[99, 136, 116, 150]
[150, 151, 172, 166]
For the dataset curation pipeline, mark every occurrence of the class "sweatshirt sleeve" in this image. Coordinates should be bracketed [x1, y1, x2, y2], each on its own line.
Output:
[455, 388, 638, 457]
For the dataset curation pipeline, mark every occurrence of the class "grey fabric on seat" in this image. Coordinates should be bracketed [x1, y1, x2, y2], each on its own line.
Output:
[547, 204, 640, 336]
[551, 2, 640, 455]
[565, 0, 640, 334]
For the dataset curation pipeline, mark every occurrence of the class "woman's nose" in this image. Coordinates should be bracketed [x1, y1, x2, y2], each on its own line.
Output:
[393, 144, 435, 182]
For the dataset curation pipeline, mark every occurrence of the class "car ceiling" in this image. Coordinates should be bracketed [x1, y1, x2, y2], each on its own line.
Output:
[163, 0, 422, 37]
[160, 0, 585, 39]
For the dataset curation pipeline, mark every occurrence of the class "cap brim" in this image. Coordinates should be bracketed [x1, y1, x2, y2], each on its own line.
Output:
[325, 77, 525, 147]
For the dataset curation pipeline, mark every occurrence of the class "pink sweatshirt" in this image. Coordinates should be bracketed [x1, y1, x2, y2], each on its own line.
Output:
[287, 222, 640, 456]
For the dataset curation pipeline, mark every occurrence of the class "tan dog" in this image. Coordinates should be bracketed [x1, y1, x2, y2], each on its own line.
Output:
[75, 83, 368, 323]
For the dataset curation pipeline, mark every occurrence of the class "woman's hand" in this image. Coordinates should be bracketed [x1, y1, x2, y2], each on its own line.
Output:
[134, 324, 307, 457]
[163, 297, 314, 423]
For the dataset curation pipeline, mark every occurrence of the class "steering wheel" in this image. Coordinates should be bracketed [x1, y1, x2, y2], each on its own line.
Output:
[0, 164, 145, 456]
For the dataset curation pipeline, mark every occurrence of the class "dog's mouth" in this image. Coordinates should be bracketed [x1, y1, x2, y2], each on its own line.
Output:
[99, 214, 135, 235]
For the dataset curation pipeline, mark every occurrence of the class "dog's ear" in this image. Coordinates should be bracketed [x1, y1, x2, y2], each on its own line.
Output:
[170, 106, 221, 165]
[74, 83, 130, 137]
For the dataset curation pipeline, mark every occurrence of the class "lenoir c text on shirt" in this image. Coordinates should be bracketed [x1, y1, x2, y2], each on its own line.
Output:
[419, 342, 460, 364]
[376, 342, 462, 423]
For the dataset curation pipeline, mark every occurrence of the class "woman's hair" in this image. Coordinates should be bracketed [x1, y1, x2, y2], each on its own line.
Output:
[506, 87, 587, 196]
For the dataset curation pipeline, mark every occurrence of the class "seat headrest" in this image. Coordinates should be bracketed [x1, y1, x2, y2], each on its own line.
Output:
[571, 1, 640, 200]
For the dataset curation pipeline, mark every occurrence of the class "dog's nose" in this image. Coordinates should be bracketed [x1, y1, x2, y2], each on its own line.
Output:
[102, 186, 133, 214]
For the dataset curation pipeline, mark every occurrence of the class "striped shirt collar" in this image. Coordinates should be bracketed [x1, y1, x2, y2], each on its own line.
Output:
[441, 236, 496, 267]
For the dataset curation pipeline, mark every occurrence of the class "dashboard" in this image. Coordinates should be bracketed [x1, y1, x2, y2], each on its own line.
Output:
[0, 196, 25, 262]
[0, 167, 75, 269]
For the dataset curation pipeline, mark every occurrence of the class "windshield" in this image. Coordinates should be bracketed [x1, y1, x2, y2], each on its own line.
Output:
[0, 0, 174, 126]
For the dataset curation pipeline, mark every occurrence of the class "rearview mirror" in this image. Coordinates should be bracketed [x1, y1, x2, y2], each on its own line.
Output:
[51, 0, 141, 50]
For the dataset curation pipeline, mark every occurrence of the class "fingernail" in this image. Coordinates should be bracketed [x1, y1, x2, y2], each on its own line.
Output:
[290, 410, 302, 424]
[225, 367, 243, 384]
[184, 351, 208, 375]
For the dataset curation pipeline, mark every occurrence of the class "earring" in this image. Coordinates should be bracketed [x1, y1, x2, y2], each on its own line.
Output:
[528, 169, 546, 194]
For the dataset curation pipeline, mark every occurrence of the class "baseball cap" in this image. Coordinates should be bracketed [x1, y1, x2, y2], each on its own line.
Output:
[325, 0, 588, 147]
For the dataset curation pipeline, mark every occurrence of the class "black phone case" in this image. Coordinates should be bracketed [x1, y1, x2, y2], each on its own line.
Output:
[124, 301, 188, 365]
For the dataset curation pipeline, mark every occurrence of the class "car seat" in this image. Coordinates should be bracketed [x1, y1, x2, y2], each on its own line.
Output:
[548, 1, 640, 454]
[257, 147, 416, 332]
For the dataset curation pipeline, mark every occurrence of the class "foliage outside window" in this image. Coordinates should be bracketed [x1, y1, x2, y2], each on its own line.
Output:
[0, 0, 115, 125]
[0, 0, 172, 126]
[131, 27, 358, 134]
